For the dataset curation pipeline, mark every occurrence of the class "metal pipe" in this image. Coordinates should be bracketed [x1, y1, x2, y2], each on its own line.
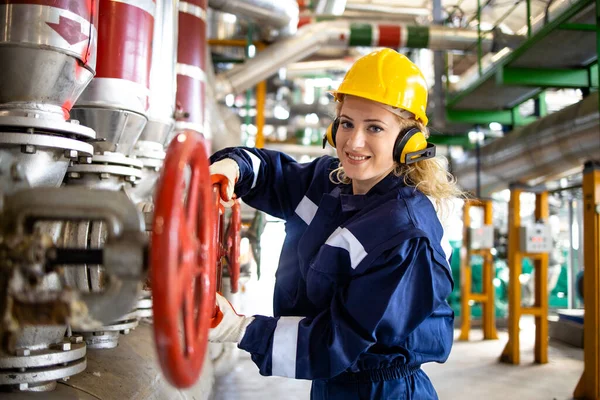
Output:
[208, 0, 299, 37]
[139, 0, 179, 145]
[175, 0, 208, 138]
[452, 93, 600, 196]
[343, 3, 430, 16]
[314, 0, 346, 15]
[215, 21, 517, 98]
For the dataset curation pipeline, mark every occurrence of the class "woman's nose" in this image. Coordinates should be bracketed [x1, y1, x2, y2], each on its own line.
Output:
[346, 128, 366, 149]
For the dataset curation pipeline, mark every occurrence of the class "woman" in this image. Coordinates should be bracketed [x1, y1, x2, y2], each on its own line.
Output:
[208, 48, 461, 399]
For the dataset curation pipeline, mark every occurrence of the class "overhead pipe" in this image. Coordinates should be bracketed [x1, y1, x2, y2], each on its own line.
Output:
[208, 0, 299, 37]
[314, 0, 346, 15]
[452, 93, 600, 196]
[215, 21, 522, 99]
[343, 3, 430, 16]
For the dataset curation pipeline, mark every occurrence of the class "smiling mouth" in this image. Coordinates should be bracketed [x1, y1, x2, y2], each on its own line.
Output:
[346, 152, 370, 161]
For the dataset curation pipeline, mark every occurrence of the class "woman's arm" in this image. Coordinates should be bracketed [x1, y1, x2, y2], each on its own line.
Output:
[210, 147, 332, 220]
[238, 237, 453, 380]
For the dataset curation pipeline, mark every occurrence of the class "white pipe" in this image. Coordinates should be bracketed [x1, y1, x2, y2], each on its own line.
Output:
[208, 0, 299, 37]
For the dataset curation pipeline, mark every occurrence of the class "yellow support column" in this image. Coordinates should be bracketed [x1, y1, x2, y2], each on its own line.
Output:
[501, 187, 523, 364]
[481, 200, 499, 340]
[459, 200, 499, 341]
[459, 201, 474, 340]
[255, 80, 266, 149]
[500, 186, 550, 365]
[574, 161, 600, 399]
[534, 191, 549, 364]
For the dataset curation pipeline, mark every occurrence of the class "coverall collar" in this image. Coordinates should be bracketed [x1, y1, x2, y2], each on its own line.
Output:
[338, 172, 404, 212]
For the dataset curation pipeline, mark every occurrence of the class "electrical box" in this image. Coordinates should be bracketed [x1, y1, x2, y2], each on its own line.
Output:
[519, 223, 553, 253]
[468, 225, 494, 250]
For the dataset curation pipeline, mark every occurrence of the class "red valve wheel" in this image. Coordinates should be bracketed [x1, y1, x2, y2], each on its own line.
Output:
[151, 131, 217, 388]
[226, 200, 241, 293]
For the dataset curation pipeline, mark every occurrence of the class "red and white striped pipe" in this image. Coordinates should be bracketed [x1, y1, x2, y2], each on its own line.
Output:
[215, 20, 505, 99]
[175, 0, 207, 142]
[77, 0, 155, 115]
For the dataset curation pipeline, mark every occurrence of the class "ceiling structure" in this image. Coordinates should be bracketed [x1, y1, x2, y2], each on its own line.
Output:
[209, 0, 590, 151]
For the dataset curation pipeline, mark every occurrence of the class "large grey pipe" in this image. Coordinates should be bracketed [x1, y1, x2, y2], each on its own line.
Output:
[208, 0, 298, 37]
[214, 20, 522, 99]
[452, 93, 600, 196]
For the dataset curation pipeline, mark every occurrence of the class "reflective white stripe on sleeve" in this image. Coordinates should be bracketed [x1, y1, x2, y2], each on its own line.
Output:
[272, 316, 303, 378]
[295, 196, 318, 225]
[325, 227, 367, 269]
[242, 149, 261, 189]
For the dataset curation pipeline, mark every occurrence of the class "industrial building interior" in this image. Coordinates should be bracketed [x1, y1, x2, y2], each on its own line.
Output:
[0, 0, 599, 399]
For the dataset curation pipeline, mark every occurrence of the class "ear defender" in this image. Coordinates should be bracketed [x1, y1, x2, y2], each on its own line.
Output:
[322, 118, 339, 149]
[393, 127, 436, 165]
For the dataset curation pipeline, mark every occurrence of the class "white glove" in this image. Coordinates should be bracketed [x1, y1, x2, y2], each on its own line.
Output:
[209, 158, 240, 208]
[209, 293, 254, 343]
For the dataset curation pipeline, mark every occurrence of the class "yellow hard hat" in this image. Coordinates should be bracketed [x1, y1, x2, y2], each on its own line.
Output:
[329, 49, 429, 125]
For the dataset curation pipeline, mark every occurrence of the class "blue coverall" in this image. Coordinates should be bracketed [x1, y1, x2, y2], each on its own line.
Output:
[210, 147, 454, 400]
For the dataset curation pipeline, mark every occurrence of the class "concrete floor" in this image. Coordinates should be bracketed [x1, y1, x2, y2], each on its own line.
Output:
[211, 322, 583, 400]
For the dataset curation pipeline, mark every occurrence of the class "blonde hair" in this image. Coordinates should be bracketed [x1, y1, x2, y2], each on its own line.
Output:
[329, 99, 463, 208]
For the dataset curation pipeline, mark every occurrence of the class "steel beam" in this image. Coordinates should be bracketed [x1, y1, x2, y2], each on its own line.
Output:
[497, 66, 597, 88]
[446, 109, 537, 126]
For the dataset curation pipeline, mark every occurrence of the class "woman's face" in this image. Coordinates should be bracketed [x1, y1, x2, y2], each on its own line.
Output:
[336, 96, 401, 194]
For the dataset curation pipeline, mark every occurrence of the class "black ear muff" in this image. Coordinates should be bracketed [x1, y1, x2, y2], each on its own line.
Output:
[394, 127, 437, 165]
[322, 117, 340, 149]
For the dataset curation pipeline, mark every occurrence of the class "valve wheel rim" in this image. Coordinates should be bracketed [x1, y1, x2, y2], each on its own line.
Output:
[227, 201, 241, 293]
[151, 131, 216, 388]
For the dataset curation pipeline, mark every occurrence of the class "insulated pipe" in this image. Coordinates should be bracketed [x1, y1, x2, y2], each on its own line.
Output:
[0, 0, 99, 119]
[344, 4, 430, 16]
[176, 0, 208, 142]
[76, 0, 155, 115]
[72, 0, 155, 155]
[215, 20, 520, 99]
[314, 0, 346, 15]
[452, 93, 600, 196]
[208, 0, 298, 37]
[139, 0, 178, 146]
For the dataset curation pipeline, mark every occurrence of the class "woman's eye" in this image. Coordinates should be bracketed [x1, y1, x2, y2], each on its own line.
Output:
[369, 125, 383, 133]
[340, 121, 353, 129]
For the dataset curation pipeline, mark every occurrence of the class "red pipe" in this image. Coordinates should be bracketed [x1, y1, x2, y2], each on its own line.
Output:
[96, 0, 154, 111]
[176, 0, 208, 149]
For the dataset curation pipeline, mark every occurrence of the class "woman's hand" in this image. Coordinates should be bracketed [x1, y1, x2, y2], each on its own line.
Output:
[209, 293, 254, 343]
[209, 158, 240, 208]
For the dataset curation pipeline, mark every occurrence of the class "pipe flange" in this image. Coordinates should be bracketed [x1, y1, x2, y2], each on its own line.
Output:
[67, 164, 144, 180]
[0, 115, 96, 139]
[0, 132, 94, 156]
[137, 156, 164, 170]
[92, 152, 145, 169]
[67, 152, 144, 182]
[132, 140, 167, 161]
[0, 358, 87, 390]
[0, 341, 86, 369]
[75, 318, 139, 349]
[78, 331, 121, 349]
[136, 298, 153, 318]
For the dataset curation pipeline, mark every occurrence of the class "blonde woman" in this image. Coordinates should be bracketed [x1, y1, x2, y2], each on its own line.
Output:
[209, 48, 461, 399]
